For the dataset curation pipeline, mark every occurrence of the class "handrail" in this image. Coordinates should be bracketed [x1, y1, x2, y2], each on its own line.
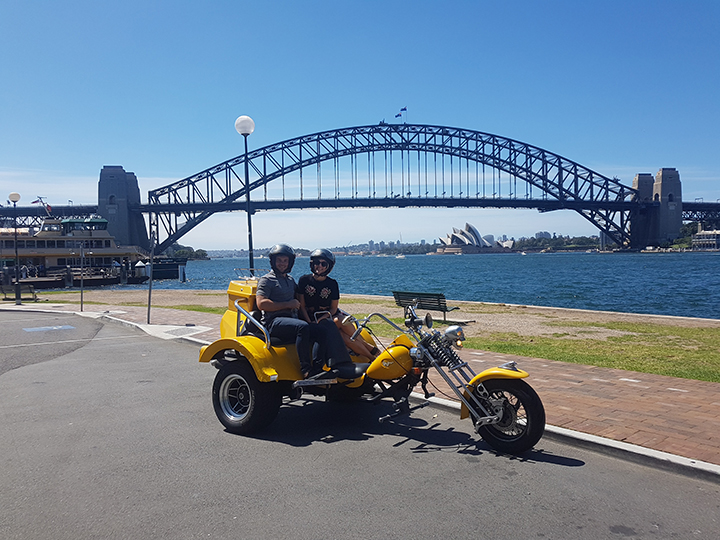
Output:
[234, 299, 271, 349]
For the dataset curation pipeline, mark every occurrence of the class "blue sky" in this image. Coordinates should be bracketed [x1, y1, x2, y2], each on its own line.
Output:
[1, 0, 718, 250]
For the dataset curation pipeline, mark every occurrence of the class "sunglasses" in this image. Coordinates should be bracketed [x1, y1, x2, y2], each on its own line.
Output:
[312, 260, 329, 268]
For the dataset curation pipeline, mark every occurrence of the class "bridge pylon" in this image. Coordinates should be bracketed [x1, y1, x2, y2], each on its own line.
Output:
[630, 168, 682, 248]
[98, 166, 150, 251]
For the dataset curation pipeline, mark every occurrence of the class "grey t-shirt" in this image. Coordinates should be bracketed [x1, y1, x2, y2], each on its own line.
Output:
[257, 270, 298, 325]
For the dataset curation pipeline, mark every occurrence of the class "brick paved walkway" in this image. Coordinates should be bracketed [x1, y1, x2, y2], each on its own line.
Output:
[5, 302, 720, 467]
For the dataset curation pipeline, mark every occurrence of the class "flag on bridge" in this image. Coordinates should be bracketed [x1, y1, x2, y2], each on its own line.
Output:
[395, 113, 402, 118]
[400, 107, 407, 112]
[31, 199, 40, 204]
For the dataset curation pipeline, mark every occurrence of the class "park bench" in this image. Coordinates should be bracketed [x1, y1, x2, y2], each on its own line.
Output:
[1, 283, 38, 302]
[392, 290, 460, 322]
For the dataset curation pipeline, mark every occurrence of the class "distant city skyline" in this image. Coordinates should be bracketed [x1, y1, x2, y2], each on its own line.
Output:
[203, 228, 597, 255]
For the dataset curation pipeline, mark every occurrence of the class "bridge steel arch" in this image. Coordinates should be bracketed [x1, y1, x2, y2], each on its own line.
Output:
[145, 123, 641, 253]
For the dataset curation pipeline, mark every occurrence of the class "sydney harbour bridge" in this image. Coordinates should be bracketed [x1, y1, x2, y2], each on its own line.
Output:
[3, 123, 720, 252]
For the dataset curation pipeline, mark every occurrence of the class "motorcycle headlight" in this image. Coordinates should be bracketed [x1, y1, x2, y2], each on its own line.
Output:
[444, 325, 466, 342]
[409, 347, 423, 360]
[443, 326, 465, 349]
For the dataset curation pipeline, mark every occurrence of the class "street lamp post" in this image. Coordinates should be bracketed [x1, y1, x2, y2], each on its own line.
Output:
[235, 115, 256, 276]
[8, 192, 21, 305]
[79, 245, 91, 312]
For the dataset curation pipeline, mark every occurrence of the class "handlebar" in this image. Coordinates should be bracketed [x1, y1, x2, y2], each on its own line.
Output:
[350, 325, 363, 341]
[348, 311, 415, 341]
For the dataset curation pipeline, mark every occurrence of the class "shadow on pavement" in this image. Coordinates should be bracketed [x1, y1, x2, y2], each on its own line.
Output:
[227, 396, 586, 469]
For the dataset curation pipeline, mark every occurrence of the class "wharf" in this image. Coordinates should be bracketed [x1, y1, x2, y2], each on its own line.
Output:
[2, 292, 719, 478]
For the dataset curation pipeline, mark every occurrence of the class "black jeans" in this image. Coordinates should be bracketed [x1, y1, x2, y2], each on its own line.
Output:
[312, 318, 352, 368]
[267, 317, 317, 372]
[268, 317, 351, 373]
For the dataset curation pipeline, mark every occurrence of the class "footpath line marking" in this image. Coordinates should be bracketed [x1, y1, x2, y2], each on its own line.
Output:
[619, 378, 642, 383]
[0, 335, 130, 350]
[23, 325, 75, 332]
[667, 388, 690, 393]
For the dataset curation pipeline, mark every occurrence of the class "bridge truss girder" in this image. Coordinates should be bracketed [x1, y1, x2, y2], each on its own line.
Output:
[681, 202, 720, 229]
[147, 124, 639, 253]
[0, 205, 99, 229]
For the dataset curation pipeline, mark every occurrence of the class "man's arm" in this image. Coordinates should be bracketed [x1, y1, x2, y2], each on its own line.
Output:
[256, 294, 300, 312]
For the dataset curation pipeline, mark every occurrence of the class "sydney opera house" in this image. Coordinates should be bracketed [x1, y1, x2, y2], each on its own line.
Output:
[437, 223, 513, 254]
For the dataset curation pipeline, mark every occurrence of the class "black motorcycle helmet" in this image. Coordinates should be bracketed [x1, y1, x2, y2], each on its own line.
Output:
[268, 244, 296, 274]
[309, 248, 335, 277]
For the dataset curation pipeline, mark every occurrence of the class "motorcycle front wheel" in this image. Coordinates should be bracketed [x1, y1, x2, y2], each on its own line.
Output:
[212, 361, 281, 434]
[474, 379, 545, 455]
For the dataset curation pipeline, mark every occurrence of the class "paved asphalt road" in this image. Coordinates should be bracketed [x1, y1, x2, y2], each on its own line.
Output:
[1, 311, 718, 540]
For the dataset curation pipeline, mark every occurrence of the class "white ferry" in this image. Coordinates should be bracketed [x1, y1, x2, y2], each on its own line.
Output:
[1, 217, 150, 288]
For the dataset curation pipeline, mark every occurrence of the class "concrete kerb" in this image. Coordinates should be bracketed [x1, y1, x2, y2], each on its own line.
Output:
[3, 304, 719, 484]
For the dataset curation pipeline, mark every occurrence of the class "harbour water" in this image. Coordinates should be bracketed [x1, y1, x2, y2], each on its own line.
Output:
[122, 251, 720, 320]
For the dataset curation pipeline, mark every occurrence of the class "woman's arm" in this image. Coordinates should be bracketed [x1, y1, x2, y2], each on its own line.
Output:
[298, 293, 311, 323]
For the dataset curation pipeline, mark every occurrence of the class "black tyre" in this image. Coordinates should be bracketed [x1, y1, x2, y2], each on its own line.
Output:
[212, 361, 281, 434]
[474, 379, 545, 455]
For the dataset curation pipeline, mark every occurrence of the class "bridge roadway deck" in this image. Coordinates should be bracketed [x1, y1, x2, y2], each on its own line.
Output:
[3, 300, 719, 473]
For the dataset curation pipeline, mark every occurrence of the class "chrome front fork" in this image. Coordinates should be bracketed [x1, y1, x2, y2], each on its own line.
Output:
[414, 345, 502, 427]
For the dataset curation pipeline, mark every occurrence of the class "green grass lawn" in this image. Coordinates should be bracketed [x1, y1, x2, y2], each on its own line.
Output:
[464, 321, 720, 383]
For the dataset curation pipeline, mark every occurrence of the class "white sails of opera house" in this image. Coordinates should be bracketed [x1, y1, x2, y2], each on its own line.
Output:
[437, 223, 514, 254]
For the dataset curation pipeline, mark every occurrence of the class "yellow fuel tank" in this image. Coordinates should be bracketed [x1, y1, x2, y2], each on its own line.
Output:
[366, 334, 414, 380]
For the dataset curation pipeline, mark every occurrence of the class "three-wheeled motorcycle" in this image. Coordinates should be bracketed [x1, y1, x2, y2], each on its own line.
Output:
[199, 279, 545, 454]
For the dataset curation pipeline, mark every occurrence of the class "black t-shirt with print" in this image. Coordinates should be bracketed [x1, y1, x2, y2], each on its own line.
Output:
[298, 274, 340, 319]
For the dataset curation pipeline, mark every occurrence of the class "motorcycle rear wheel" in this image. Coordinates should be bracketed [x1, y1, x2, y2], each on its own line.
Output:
[474, 379, 545, 455]
[212, 361, 281, 434]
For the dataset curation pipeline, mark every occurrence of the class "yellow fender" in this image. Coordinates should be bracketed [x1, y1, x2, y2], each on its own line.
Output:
[459, 366, 529, 419]
[199, 337, 303, 382]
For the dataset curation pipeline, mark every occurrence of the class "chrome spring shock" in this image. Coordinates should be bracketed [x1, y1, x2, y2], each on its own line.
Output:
[425, 333, 477, 387]
[427, 333, 464, 369]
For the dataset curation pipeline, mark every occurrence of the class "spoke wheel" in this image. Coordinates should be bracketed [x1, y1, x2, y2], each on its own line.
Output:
[474, 379, 545, 454]
[212, 360, 281, 434]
